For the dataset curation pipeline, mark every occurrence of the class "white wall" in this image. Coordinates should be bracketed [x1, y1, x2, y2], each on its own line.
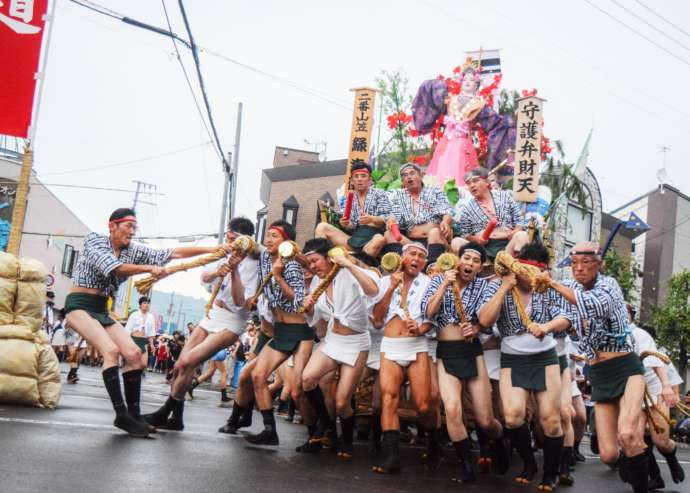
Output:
[0, 157, 91, 307]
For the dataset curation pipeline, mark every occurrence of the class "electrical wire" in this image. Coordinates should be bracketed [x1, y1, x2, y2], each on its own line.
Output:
[608, 0, 690, 53]
[632, 0, 690, 40]
[0, 181, 165, 194]
[65, 0, 350, 111]
[582, 0, 690, 67]
[40, 141, 211, 176]
[160, 0, 220, 162]
[177, 0, 229, 172]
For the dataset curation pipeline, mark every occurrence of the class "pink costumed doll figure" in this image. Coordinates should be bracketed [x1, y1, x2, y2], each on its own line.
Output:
[412, 61, 487, 185]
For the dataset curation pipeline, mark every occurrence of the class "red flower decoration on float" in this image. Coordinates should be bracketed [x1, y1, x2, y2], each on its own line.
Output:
[387, 111, 412, 129]
[521, 88, 538, 97]
[414, 155, 427, 166]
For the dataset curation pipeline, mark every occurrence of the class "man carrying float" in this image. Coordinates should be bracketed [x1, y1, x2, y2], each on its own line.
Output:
[421, 243, 509, 482]
[315, 162, 391, 260]
[385, 163, 454, 269]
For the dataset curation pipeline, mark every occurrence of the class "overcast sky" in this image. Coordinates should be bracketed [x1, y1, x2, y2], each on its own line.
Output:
[28, 0, 690, 298]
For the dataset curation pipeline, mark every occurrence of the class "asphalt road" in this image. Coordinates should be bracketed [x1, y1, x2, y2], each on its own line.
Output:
[1, 364, 689, 493]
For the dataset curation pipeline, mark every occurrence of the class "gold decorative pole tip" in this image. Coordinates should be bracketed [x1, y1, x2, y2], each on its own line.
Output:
[380, 252, 402, 273]
[278, 241, 298, 259]
[328, 247, 346, 258]
[436, 253, 458, 272]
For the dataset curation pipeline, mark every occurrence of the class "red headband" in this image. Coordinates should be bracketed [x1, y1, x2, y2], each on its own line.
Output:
[109, 216, 137, 226]
[351, 169, 371, 177]
[518, 259, 547, 270]
[269, 225, 289, 240]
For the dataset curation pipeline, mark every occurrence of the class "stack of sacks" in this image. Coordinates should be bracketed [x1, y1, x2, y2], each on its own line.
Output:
[0, 251, 61, 408]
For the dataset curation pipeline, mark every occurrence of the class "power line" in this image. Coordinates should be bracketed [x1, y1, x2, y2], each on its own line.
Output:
[176, 0, 228, 171]
[608, 0, 690, 53]
[632, 0, 690, 40]
[65, 0, 350, 111]
[40, 141, 211, 176]
[582, 0, 690, 68]
[0, 181, 166, 194]
[160, 0, 219, 161]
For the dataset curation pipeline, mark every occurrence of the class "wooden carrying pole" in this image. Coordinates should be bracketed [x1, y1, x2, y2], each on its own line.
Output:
[7, 146, 33, 255]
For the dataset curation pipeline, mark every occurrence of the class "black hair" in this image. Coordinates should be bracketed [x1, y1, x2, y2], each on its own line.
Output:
[641, 324, 658, 339]
[109, 207, 136, 222]
[459, 241, 487, 264]
[187, 322, 194, 327]
[229, 216, 255, 236]
[269, 219, 296, 241]
[303, 238, 332, 257]
[463, 167, 489, 181]
[516, 243, 550, 265]
[138, 296, 150, 305]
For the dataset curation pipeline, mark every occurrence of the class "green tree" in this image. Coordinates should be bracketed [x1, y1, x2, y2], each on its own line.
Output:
[601, 249, 641, 302]
[652, 270, 690, 393]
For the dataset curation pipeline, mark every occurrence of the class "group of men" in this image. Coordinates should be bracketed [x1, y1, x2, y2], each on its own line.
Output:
[62, 161, 686, 493]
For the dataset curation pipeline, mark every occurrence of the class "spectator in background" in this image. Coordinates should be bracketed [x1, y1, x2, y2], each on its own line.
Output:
[50, 309, 67, 361]
[154, 336, 169, 373]
[166, 331, 185, 381]
[42, 291, 56, 334]
[124, 297, 157, 375]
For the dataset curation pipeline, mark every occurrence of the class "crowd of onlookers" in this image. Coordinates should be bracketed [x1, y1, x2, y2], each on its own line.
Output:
[43, 290, 258, 401]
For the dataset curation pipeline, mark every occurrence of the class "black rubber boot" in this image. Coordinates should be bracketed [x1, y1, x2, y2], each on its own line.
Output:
[425, 427, 442, 471]
[122, 369, 143, 418]
[165, 398, 185, 431]
[490, 435, 511, 475]
[220, 388, 230, 402]
[452, 438, 476, 483]
[645, 436, 665, 491]
[103, 367, 149, 438]
[507, 423, 538, 484]
[476, 427, 492, 473]
[660, 445, 685, 484]
[219, 401, 247, 434]
[626, 452, 649, 493]
[538, 435, 564, 491]
[558, 446, 574, 486]
[304, 387, 330, 441]
[338, 416, 355, 458]
[296, 423, 322, 453]
[371, 413, 383, 452]
[245, 409, 279, 446]
[188, 378, 198, 399]
[238, 400, 254, 428]
[573, 439, 585, 463]
[142, 396, 177, 427]
[590, 433, 599, 455]
[373, 430, 401, 474]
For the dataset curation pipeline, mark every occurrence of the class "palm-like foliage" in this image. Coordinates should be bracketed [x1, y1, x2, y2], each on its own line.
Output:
[540, 140, 590, 232]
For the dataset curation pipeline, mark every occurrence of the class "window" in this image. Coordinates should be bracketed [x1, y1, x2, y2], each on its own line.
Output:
[282, 195, 299, 228]
[256, 207, 267, 243]
[315, 192, 335, 229]
[61, 245, 76, 277]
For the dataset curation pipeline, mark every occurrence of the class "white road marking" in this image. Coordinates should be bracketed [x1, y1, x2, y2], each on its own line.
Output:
[0, 416, 232, 440]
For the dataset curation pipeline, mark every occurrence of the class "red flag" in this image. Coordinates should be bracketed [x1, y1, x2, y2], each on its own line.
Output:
[0, 0, 49, 138]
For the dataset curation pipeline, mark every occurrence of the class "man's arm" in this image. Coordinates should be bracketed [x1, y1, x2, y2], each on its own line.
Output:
[170, 245, 225, 260]
[422, 275, 448, 319]
[373, 278, 398, 328]
[478, 276, 514, 328]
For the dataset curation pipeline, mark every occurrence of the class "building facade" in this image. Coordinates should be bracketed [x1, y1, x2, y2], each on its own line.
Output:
[258, 146, 346, 246]
[0, 151, 90, 308]
[611, 184, 690, 321]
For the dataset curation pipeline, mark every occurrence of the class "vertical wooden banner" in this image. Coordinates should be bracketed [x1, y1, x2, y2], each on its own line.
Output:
[344, 87, 377, 191]
[513, 96, 546, 203]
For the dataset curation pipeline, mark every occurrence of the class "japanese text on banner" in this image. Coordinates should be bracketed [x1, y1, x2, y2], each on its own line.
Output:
[344, 88, 376, 190]
[513, 96, 545, 203]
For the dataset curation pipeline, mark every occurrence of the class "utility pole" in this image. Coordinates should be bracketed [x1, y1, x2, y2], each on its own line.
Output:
[165, 292, 175, 334]
[217, 151, 231, 244]
[229, 102, 243, 220]
[217, 103, 243, 243]
[119, 180, 158, 318]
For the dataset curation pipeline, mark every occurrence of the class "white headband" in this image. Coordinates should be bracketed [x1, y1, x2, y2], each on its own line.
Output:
[402, 242, 428, 256]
